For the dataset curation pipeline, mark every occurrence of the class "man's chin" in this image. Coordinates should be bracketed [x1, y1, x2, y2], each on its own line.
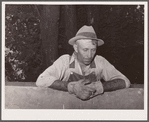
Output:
[84, 61, 91, 65]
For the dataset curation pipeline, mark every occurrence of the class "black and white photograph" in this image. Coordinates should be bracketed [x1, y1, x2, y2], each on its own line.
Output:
[2, 1, 148, 120]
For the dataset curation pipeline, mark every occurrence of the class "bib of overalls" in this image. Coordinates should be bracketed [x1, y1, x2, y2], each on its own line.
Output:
[67, 57, 97, 83]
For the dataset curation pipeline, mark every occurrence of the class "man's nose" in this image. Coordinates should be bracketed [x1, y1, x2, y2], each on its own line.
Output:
[87, 51, 92, 58]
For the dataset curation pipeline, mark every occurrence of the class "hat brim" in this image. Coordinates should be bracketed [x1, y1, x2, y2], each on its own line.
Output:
[68, 36, 104, 46]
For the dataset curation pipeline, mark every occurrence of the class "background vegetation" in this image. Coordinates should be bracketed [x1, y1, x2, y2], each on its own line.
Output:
[5, 5, 144, 84]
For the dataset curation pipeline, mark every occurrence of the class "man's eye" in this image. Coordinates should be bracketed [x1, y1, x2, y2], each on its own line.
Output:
[83, 49, 88, 51]
[92, 49, 96, 52]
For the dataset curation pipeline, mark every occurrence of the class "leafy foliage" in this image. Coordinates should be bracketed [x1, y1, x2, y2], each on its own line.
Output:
[5, 5, 43, 81]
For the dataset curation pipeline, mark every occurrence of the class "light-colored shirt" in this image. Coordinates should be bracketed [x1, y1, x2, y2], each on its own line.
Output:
[36, 53, 130, 88]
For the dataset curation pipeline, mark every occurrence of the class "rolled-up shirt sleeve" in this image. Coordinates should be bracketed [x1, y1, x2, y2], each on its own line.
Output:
[101, 57, 131, 88]
[36, 55, 69, 87]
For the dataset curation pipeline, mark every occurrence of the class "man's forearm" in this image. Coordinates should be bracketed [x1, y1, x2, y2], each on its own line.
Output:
[88, 78, 128, 99]
[102, 79, 126, 92]
[49, 79, 127, 93]
[49, 80, 68, 91]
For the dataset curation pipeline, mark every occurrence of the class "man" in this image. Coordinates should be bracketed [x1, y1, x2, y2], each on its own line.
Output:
[36, 25, 130, 100]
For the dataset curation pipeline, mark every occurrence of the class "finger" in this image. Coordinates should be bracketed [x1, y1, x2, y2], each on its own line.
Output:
[83, 90, 96, 99]
[83, 79, 92, 85]
[83, 86, 96, 92]
[80, 92, 91, 100]
[83, 90, 93, 96]
[82, 89, 96, 99]
[78, 79, 85, 83]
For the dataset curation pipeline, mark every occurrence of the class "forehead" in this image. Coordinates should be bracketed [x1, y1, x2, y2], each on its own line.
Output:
[76, 39, 97, 48]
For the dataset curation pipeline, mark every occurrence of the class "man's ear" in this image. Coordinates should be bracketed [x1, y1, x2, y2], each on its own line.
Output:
[73, 43, 78, 53]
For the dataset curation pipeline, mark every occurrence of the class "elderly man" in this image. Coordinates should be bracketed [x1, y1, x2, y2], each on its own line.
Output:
[36, 25, 130, 100]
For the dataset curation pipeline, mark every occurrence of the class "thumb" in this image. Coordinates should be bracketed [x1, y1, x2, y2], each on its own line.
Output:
[83, 79, 92, 85]
[78, 79, 85, 83]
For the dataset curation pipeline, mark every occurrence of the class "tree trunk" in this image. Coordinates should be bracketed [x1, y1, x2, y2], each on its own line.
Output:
[40, 5, 60, 67]
[58, 5, 77, 55]
[86, 5, 100, 32]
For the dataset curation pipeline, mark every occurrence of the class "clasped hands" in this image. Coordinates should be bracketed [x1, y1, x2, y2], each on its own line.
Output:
[67, 79, 104, 101]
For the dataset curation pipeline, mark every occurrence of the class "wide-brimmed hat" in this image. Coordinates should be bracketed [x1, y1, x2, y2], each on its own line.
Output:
[68, 25, 104, 46]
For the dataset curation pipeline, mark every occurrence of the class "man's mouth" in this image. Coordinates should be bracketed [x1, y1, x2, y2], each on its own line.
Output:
[84, 60, 91, 63]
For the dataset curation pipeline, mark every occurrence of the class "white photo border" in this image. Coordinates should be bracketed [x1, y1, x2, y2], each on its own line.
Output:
[2, 1, 148, 120]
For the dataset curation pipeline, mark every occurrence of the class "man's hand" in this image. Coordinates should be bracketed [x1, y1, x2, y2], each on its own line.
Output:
[68, 79, 96, 100]
[86, 81, 104, 97]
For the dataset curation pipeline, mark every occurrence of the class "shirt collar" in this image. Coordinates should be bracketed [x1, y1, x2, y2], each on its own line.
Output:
[69, 52, 96, 68]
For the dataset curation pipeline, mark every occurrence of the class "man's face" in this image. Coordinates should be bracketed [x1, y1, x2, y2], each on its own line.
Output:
[74, 39, 97, 66]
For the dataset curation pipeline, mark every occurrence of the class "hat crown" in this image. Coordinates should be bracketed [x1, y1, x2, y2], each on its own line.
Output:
[68, 25, 104, 46]
[76, 25, 96, 35]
